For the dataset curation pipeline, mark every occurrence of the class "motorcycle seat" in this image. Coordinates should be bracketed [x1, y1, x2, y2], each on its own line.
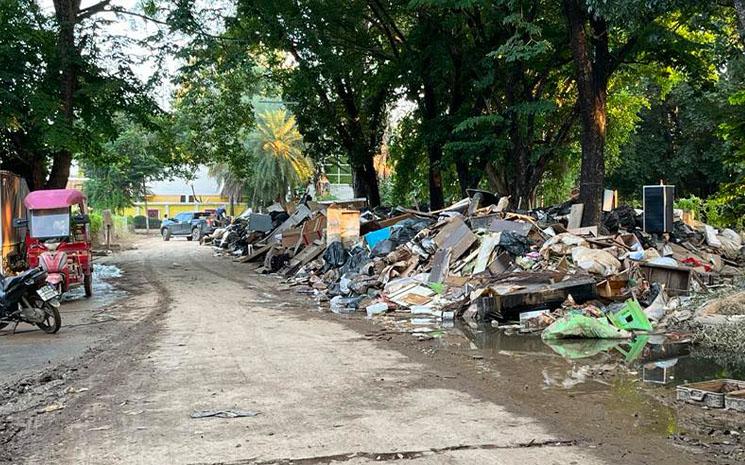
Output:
[1, 270, 35, 292]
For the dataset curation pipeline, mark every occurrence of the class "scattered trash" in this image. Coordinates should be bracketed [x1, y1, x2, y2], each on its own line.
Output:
[190, 409, 261, 419]
[542, 314, 632, 340]
[204, 185, 745, 369]
[677, 379, 745, 408]
[37, 403, 65, 414]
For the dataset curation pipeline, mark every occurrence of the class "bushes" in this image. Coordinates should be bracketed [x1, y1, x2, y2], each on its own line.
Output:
[674, 195, 737, 229]
[88, 212, 103, 235]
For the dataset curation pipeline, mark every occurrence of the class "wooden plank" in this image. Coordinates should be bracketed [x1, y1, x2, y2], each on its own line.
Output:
[488, 251, 512, 275]
[567, 226, 598, 237]
[429, 247, 452, 283]
[473, 233, 500, 274]
[238, 243, 272, 263]
[433, 216, 477, 261]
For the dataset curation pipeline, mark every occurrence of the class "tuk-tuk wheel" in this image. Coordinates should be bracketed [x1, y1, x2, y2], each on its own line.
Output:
[84, 273, 92, 297]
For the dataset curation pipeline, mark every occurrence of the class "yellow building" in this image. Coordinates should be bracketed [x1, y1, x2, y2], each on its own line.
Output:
[122, 166, 248, 219]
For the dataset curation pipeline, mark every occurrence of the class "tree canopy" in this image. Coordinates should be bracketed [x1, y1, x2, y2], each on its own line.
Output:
[2, 0, 744, 225]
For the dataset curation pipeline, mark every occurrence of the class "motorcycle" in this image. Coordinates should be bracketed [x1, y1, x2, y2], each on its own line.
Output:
[0, 268, 62, 334]
[38, 240, 69, 295]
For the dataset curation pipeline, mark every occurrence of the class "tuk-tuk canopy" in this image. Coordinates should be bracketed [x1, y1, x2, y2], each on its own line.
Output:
[24, 189, 86, 210]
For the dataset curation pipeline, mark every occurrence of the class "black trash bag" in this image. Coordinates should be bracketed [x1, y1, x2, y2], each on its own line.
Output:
[546, 199, 575, 217]
[371, 239, 395, 257]
[390, 218, 431, 245]
[269, 253, 290, 272]
[640, 282, 663, 307]
[670, 220, 705, 246]
[341, 246, 371, 275]
[603, 205, 639, 233]
[269, 211, 290, 228]
[499, 231, 531, 256]
[323, 241, 349, 271]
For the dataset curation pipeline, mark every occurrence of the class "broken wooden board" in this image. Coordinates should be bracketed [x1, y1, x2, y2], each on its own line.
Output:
[301, 214, 326, 245]
[473, 233, 501, 274]
[281, 227, 302, 248]
[568, 203, 584, 230]
[567, 226, 598, 237]
[281, 244, 325, 277]
[433, 216, 477, 261]
[470, 215, 533, 237]
[238, 243, 273, 263]
[327, 206, 360, 247]
[429, 247, 452, 283]
[640, 263, 691, 296]
[488, 251, 513, 275]
[268, 205, 311, 243]
[485, 273, 598, 321]
[387, 283, 435, 307]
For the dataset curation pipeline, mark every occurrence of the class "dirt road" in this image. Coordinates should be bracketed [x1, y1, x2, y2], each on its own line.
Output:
[0, 238, 714, 464]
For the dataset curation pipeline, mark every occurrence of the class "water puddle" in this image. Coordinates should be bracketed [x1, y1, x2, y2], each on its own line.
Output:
[62, 264, 127, 306]
[457, 324, 745, 388]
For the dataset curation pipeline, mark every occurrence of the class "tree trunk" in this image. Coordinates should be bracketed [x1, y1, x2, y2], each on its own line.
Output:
[455, 157, 483, 198]
[351, 153, 381, 208]
[47, 0, 80, 189]
[1, 135, 46, 190]
[564, 0, 608, 227]
[734, 0, 745, 46]
[422, 80, 444, 210]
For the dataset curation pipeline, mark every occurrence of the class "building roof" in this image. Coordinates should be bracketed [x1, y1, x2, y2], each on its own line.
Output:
[148, 166, 222, 196]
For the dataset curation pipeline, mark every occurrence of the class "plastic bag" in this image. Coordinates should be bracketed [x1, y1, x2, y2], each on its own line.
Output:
[323, 241, 348, 271]
[542, 313, 632, 340]
[571, 246, 621, 276]
[499, 231, 531, 256]
[390, 219, 431, 245]
[341, 246, 370, 274]
[540, 233, 589, 258]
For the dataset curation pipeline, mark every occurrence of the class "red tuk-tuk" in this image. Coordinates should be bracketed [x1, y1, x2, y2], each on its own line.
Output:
[19, 189, 93, 297]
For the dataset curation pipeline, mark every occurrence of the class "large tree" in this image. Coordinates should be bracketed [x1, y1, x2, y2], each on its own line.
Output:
[0, 0, 162, 190]
[562, 0, 714, 225]
[225, 0, 398, 207]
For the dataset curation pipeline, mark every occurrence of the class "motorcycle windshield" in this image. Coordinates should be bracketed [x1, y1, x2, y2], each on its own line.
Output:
[30, 208, 71, 238]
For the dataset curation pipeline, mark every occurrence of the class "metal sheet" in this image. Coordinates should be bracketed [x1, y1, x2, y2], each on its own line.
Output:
[1, 171, 29, 272]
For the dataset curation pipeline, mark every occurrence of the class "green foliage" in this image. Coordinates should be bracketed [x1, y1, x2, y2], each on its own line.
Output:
[246, 108, 313, 204]
[88, 212, 103, 236]
[83, 115, 173, 213]
[0, 0, 163, 188]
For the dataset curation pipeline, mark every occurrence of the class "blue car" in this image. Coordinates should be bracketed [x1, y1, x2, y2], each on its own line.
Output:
[160, 212, 214, 241]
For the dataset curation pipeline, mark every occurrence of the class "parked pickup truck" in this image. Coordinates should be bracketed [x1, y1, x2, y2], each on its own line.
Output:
[160, 212, 215, 241]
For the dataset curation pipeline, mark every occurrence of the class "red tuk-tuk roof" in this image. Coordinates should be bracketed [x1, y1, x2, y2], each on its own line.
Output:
[24, 189, 86, 210]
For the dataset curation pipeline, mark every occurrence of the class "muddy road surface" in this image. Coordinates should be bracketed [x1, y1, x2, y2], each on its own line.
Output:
[0, 237, 735, 464]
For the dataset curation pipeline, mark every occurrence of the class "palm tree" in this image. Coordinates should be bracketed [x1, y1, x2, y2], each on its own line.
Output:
[246, 109, 313, 208]
[208, 162, 245, 215]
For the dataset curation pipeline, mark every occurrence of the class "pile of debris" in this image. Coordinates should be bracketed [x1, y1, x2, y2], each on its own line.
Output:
[206, 191, 745, 340]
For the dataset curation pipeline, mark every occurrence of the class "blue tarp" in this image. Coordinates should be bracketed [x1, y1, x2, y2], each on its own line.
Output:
[364, 227, 392, 249]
